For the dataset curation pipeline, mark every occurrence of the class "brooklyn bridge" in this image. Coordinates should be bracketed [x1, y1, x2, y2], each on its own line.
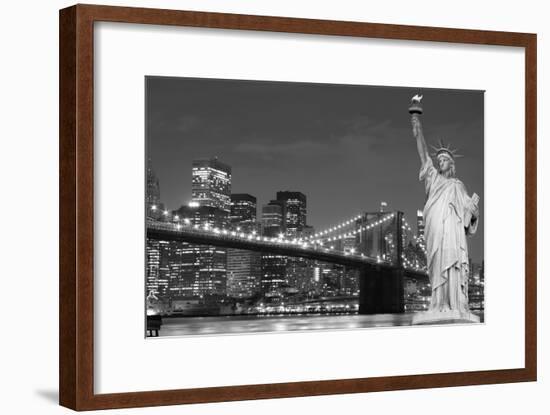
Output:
[147, 209, 428, 315]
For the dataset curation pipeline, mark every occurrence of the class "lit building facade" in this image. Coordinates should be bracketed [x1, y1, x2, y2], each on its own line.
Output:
[227, 193, 261, 298]
[468, 260, 485, 311]
[173, 205, 230, 229]
[227, 250, 261, 298]
[261, 201, 285, 237]
[273, 192, 309, 295]
[276, 191, 307, 237]
[168, 203, 229, 300]
[145, 238, 170, 299]
[260, 200, 286, 296]
[230, 193, 257, 230]
[191, 158, 232, 212]
[286, 224, 317, 295]
[286, 257, 316, 294]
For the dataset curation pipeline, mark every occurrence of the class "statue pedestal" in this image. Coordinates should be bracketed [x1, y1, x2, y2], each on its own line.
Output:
[412, 310, 480, 325]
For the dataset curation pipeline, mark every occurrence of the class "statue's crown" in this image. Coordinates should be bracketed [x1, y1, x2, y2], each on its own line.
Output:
[430, 140, 463, 160]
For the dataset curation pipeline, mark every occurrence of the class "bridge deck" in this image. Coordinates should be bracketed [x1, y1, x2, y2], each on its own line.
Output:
[146, 221, 428, 280]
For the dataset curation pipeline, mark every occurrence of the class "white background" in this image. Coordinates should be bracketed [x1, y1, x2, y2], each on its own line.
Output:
[95, 22, 525, 394]
[0, 0, 547, 414]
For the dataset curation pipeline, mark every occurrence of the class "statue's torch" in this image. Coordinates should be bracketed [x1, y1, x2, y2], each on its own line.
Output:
[409, 94, 423, 139]
[409, 94, 423, 116]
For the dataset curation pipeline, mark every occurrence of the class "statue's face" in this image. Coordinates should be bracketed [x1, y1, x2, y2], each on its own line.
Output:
[437, 155, 453, 174]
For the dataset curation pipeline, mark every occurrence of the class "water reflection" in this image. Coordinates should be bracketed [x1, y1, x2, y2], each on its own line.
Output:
[158, 314, 419, 337]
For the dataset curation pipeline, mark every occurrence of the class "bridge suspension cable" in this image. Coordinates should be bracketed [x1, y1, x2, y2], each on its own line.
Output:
[306, 213, 363, 240]
[311, 213, 396, 244]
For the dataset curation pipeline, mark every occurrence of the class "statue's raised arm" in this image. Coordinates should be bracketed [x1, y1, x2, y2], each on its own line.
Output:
[409, 95, 429, 166]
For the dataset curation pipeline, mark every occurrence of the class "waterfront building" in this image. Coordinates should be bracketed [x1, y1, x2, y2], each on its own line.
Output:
[468, 261, 485, 311]
[227, 250, 262, 298]
[145, 238, 170, 299]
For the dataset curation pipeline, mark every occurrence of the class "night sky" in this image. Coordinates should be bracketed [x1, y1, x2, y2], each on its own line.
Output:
[146, 76, 484, 262]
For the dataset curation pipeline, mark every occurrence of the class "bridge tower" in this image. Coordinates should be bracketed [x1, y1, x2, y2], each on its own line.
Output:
[358, 211, 405, 314]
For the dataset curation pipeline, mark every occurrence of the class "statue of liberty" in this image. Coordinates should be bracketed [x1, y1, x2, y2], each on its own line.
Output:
[409, 95, 481, 324]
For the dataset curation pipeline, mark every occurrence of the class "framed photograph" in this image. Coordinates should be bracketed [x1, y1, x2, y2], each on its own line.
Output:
[59, 4, 537, 410]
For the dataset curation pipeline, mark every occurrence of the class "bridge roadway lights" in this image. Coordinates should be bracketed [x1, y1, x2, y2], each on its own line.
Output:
[358, 265, 405, 315]
[147, 224, 419, 315]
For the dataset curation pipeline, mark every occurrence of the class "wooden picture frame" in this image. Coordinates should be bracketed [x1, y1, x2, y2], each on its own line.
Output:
[59, 4, 537, 410]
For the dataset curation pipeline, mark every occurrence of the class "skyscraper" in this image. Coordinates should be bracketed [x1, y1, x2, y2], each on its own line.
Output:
[227, 250, 261, 298]
[230, 194, 257, 232]
[261, 200, 285, 237]
[146, 238, 170, 298]
[167, 204, 229, 299]
[263, 192, 313, 298]
[260, 200, 286, 296]
[227, 194, 261, 298]
[192, 157, 232, 212]
[145, 160, 169, 301]
[160, 157, 233, 303]
[146, 158, 164, 219]
[276, 191, 307, 237]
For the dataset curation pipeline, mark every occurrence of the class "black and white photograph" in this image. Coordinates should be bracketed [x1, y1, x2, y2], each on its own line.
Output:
[145, 76, 484, 337]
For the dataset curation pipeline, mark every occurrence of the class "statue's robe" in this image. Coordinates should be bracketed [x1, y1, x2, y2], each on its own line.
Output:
[420, 158, 478, 312]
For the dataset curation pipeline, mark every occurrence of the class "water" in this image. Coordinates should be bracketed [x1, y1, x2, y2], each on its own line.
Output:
[157, 313, 417, 337]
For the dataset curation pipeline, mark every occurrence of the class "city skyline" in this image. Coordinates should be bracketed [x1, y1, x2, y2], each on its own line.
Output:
[146, 76, 483, 261]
